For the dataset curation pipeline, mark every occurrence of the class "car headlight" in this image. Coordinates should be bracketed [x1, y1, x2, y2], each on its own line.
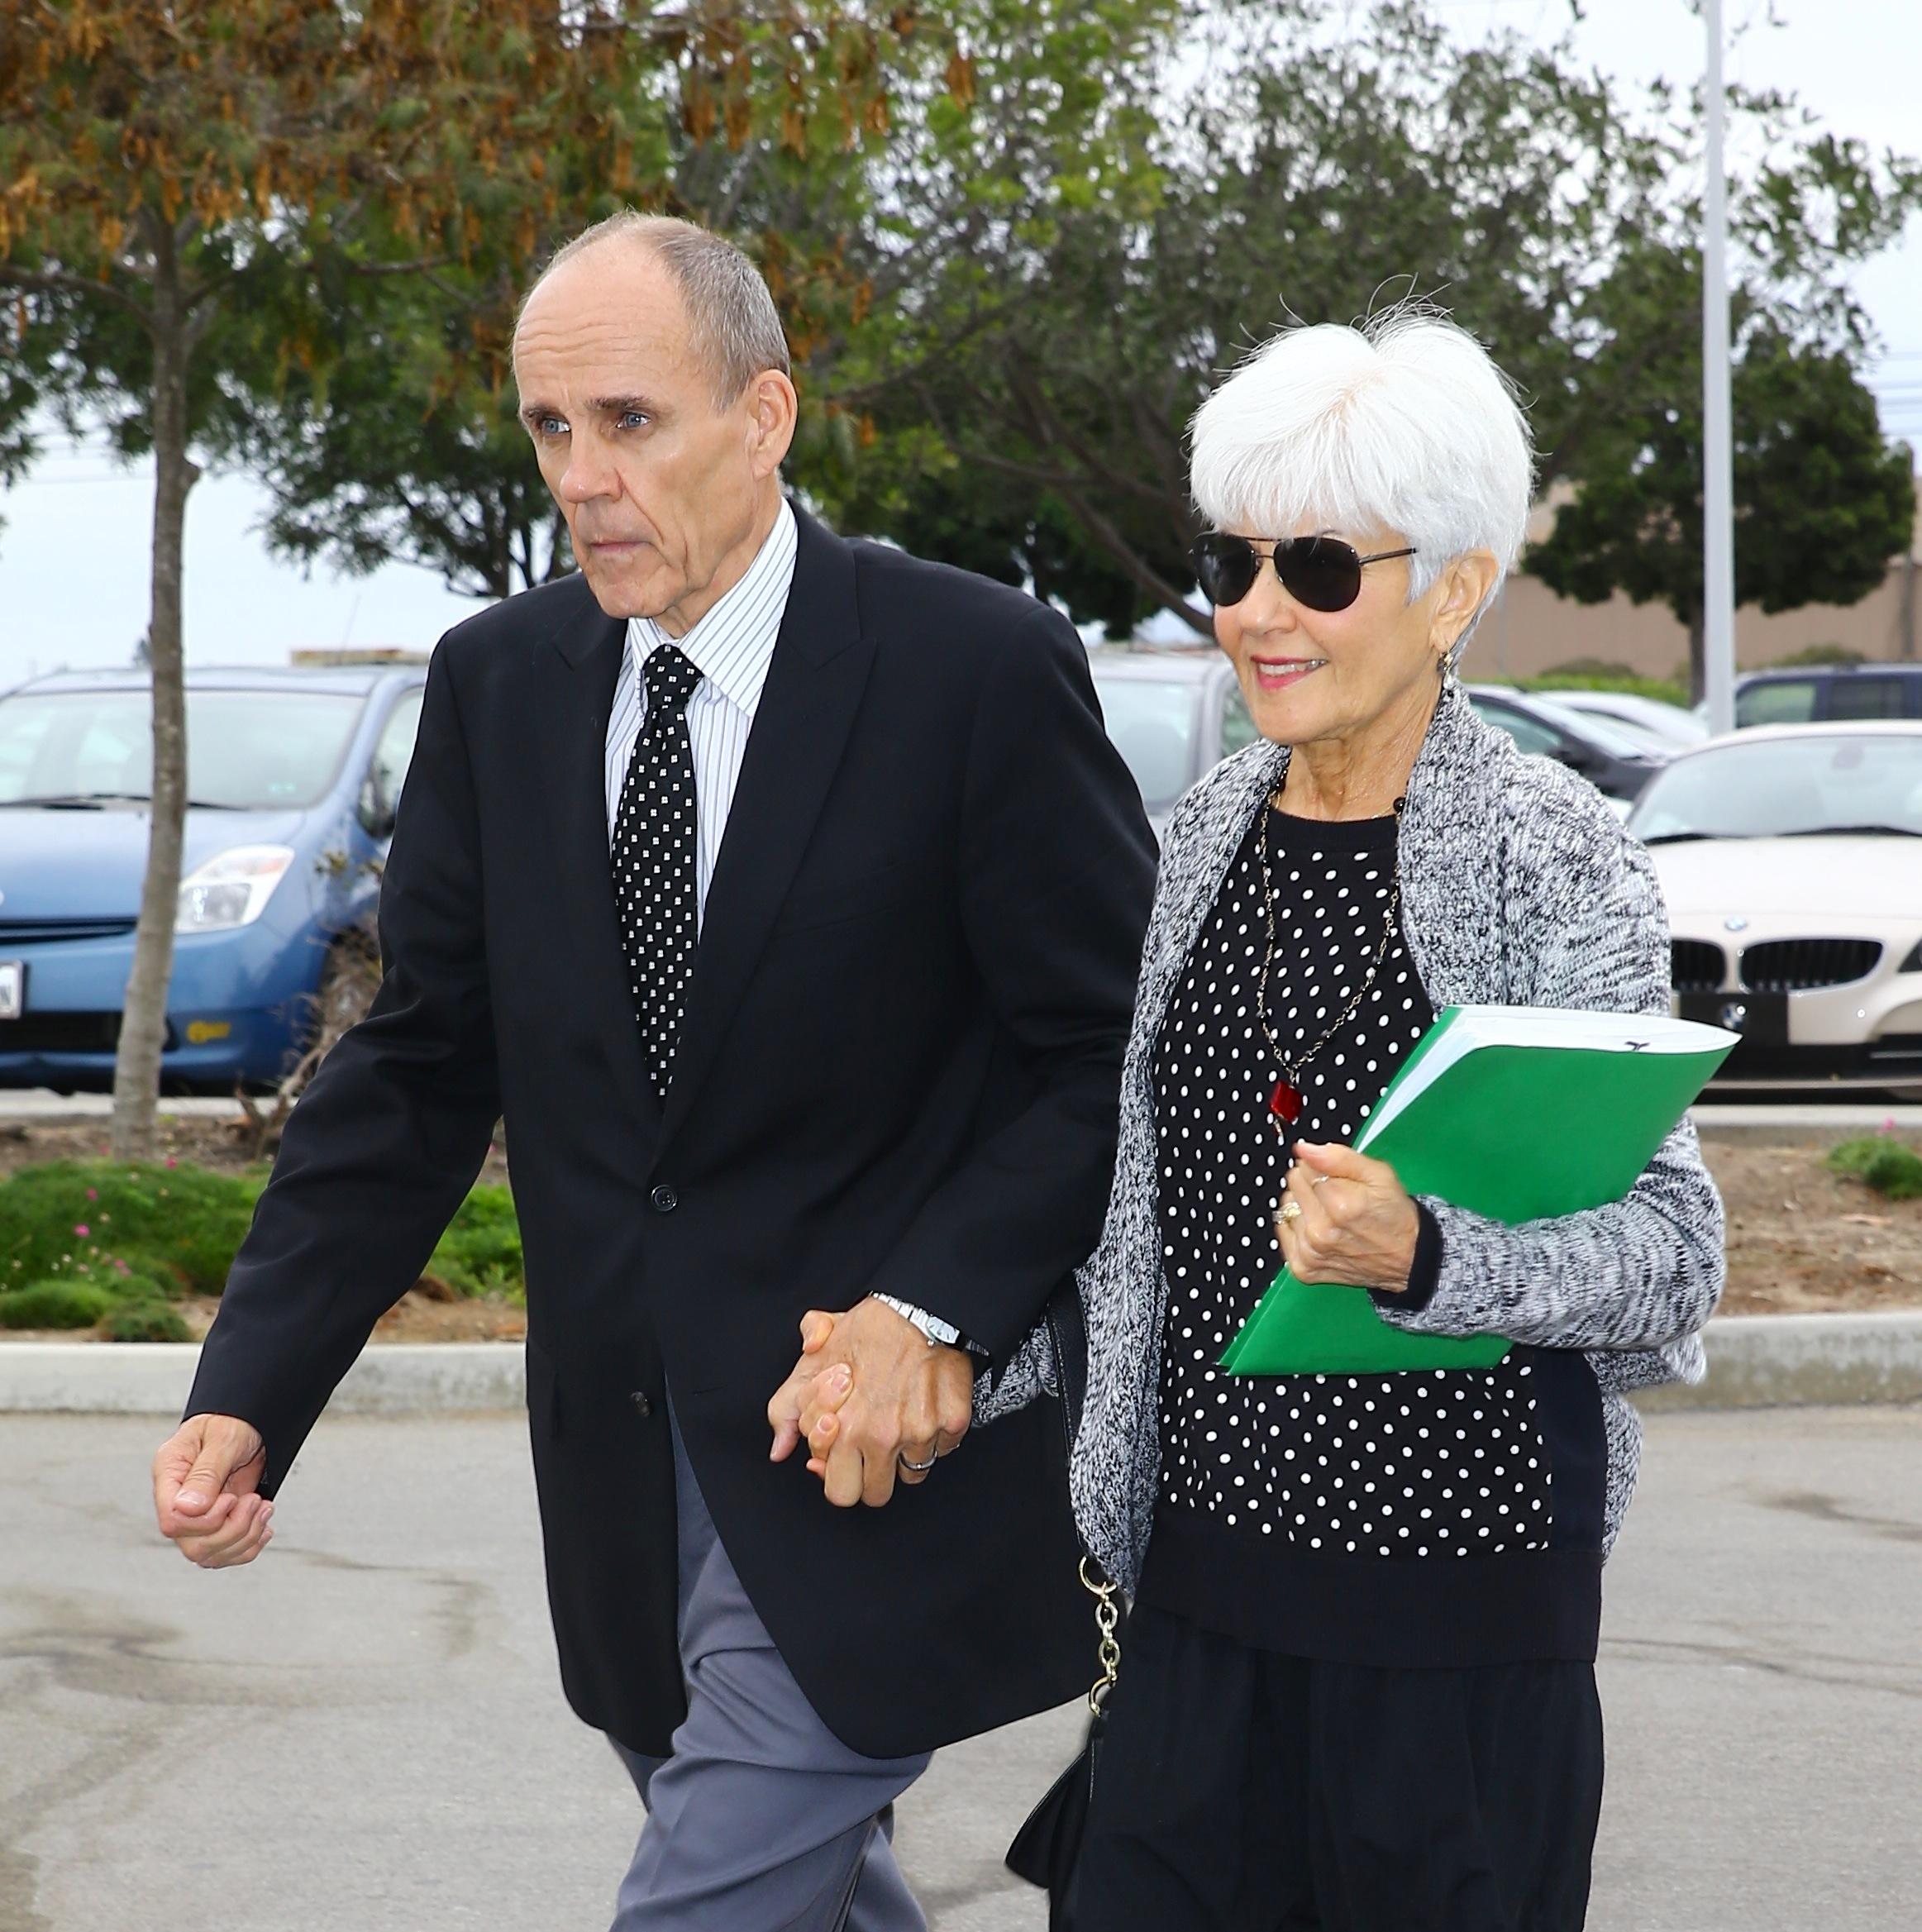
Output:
[176, 846, 297, 933]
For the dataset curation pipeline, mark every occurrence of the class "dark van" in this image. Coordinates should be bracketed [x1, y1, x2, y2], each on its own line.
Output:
[1736, 665, 1922, 728]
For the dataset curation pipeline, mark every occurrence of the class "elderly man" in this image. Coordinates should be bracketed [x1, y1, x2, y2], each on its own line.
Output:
[150, 213, 1156, 1930]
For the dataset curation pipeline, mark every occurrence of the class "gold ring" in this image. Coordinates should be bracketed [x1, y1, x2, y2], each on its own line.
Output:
[1277, 1200, 1304, 1225]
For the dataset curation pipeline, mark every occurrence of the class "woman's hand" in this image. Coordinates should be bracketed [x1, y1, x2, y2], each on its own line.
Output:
[1277, 1141, 1420, 1292]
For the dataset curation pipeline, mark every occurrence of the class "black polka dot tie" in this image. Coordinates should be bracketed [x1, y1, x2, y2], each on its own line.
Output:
[613, 644, 704, 1096]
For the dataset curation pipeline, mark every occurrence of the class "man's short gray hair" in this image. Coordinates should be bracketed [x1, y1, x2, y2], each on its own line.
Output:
[527, 211, 792, 408]
[1189, 308, 1534, 649]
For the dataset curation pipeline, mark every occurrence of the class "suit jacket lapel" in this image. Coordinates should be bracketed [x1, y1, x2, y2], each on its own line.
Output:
[535, 584, 662, 1129]
[659, 510, 873, 1147]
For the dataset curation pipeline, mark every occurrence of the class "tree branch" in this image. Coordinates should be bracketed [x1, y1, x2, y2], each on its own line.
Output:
[0, 265, 150, 325]
[342, 253, 456, 278]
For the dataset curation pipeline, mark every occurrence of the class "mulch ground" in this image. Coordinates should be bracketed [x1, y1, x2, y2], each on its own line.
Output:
[2, 1115, 1917, 1336]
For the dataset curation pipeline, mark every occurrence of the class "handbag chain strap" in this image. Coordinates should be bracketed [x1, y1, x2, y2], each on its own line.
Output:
[1079, 1555, 1122, 1715]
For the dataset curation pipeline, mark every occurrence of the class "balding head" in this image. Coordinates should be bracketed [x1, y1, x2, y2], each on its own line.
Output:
[519, 212, 791, 409]
[512, 215, 799, 632]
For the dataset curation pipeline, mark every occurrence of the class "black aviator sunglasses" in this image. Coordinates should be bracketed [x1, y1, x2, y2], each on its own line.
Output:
[1190, 532, 1417, 612]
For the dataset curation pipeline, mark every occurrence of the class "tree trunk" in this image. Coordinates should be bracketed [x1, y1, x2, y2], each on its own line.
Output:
[1687, 608, 1706, 708]
[110, 229, 199, 1162]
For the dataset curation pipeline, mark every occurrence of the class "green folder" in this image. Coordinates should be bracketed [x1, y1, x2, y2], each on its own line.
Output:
[1219, 1004, 1738, 1376]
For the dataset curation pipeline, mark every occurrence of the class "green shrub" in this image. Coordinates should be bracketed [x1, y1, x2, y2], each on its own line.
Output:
[1521, 669, 1691, 708]
[0, 1160, 259, 1294]
[1828, 1137, 1922, 1201]
[0, 1159, 525, 1310]
[0, 1280, 118, 1329]
[102, 1300, 194, 1343]
[427, 1184, 525, 1300]
[1775, 643, 1867, 668]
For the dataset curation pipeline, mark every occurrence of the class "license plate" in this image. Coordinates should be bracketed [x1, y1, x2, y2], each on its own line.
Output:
[0, 961, 22, 1022]
[1678, 989, 1789, 1052]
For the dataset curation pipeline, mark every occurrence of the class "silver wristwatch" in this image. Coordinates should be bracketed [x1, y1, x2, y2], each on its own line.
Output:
[869, 1293, 967, 1350]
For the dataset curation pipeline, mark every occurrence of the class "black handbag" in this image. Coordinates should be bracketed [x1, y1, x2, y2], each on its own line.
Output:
[1003, 1290, 1125, 1929]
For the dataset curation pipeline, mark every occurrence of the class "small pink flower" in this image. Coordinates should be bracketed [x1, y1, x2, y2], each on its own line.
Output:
[165, 1158, 178, 1169]
[74, 1224, 90, 1238]
[84, 1187, 98, 1201]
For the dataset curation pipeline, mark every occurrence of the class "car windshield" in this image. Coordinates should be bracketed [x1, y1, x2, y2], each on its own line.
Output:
[1627, 733, 1922, 841]
[1524, 697, 1653, 760]
[1556, 698, 1695, 751]
[1092, 674, 1199, 814]
[0, 689, 366, 811]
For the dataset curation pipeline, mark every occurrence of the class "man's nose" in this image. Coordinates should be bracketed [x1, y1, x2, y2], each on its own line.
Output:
[556, 436, 619, 504]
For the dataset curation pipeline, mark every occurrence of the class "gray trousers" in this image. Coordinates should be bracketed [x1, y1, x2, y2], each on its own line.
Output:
[608, 1416, 932, 1931]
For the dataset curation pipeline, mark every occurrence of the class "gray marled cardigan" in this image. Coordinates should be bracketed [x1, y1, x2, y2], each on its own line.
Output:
[979, 682, 1726, 1595]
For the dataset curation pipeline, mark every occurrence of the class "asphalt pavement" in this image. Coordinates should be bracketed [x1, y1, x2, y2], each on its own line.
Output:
[2, 1406, 1917, 1932]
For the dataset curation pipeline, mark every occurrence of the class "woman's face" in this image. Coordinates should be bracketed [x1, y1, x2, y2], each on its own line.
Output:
[1213, 523, 1476, 750]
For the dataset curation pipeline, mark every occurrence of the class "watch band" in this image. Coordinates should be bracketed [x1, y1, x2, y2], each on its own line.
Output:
[870, 1293, 969, 1350]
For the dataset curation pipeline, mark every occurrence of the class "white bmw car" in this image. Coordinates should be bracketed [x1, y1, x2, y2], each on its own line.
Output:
[1625, 723, 1922, 1097]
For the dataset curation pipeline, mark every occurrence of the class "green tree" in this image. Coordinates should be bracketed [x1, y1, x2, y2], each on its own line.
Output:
[235, 0, 1180, 603]
[1529, 322, 1918, 696]
[0, 2, 681, 1156]
[240, 2, 949, 599]
[823, 0, 1921, 639]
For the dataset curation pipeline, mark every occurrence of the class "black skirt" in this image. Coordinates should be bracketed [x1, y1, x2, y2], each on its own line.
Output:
[1071, 1603, 1605, 1932]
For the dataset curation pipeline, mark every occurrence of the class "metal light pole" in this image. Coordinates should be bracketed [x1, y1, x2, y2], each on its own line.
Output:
[1701, 0, 1737, 733]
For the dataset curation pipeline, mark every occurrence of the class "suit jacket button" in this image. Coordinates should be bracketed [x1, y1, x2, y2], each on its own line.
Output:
[650, 1185, 678, 1214]
[629, 1391, 654, 1419]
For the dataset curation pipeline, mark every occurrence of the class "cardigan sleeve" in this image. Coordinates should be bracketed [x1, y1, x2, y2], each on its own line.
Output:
[1376, 772, 1726, 1354]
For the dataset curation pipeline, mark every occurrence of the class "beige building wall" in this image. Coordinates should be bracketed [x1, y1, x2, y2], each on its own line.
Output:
[1471, 475, 1922, 684]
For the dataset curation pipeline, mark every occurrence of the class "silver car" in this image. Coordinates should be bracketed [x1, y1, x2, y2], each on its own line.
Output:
[1087, 646, 1256, 833]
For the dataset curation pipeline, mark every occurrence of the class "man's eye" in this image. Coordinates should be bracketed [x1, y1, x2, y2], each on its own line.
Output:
[617, 410, 649, 432]
[533, 416, 568, 438]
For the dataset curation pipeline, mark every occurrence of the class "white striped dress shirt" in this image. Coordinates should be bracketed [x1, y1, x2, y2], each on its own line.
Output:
[603, 500, 798, 928]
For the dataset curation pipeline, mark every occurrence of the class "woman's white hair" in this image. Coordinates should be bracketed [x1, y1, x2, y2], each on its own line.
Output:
[1189, 308, 1534, 650]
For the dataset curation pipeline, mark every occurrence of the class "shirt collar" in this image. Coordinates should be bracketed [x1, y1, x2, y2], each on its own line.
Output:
[626, 499, 797, 722]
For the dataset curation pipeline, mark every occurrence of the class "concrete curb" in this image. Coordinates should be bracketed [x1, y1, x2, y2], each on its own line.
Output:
[1635, 1312, 1922, 1411]
[0, 1341, 526, 1417]
[1689, 1104, 1922, 1148]
[2, 1315, 1920, 1416]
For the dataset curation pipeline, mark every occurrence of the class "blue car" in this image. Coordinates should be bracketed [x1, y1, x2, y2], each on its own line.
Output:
[0, 664, 425, 1095]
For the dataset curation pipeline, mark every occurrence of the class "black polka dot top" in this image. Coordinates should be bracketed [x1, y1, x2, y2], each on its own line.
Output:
[1136, 801, 1608, 1669]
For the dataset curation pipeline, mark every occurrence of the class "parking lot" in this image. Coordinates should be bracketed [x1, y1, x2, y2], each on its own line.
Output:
[2, 1404, 1917, 1932]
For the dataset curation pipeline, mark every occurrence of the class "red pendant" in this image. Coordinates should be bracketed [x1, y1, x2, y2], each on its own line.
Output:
[1269, 1077, 1303, 1125]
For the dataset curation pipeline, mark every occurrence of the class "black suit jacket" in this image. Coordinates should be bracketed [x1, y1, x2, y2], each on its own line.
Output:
[188, 508, 1158, 1758]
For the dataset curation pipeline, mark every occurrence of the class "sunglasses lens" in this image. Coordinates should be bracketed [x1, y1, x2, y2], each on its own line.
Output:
[1192, 534, 1258, 607]
[1277, 539, 1362, 612]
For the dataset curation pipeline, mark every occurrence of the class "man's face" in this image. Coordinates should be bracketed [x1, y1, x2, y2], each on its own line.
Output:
[513, 246, 779, 630]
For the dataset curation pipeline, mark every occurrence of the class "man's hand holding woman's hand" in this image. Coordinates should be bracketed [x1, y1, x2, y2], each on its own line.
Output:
[765, 1300, 972, 1509]
[152, 1413, 274, 1567]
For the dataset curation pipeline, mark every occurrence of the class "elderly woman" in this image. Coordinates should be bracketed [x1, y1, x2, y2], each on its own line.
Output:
[994, 312, 1724, 1930]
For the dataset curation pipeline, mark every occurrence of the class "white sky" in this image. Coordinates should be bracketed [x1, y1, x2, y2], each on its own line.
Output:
[2, 0, 1916, 689]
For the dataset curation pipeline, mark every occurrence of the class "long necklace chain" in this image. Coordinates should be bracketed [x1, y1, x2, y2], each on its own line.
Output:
[1254, 791, 1405, 1141]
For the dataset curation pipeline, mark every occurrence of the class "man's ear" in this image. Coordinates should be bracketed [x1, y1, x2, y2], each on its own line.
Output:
[747, 371, 799, 477]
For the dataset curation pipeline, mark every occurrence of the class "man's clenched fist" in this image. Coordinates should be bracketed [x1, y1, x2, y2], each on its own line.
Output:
[153, 1413, 274, 1568]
